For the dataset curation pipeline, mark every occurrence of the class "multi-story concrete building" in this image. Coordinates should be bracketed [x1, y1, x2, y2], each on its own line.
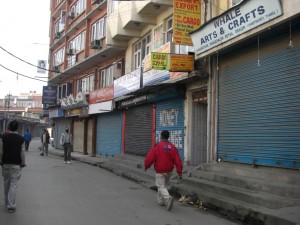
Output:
[0, 92, 45, 136]
[48, 0, 299, 169]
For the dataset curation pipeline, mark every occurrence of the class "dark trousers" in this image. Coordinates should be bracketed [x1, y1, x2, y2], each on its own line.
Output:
[25, 141, 30, 151]
[63, 143, 71, 162]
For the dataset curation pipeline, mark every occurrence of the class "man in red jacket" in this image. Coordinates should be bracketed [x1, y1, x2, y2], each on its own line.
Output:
[144, 130, 182, 211]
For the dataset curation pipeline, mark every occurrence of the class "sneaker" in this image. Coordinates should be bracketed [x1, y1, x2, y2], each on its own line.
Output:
[8, 208, 16, 213]
[67, 161, 71, 165]
[64, 161, 67, 164]
[167, 197, 175, 211]
[40, 153, 44, 156]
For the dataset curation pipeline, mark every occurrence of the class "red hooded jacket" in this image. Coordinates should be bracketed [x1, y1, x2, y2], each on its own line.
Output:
[144, 140, 183, 176]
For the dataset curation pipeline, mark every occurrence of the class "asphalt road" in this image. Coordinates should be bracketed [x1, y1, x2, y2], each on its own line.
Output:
[0, 139, 239, 225]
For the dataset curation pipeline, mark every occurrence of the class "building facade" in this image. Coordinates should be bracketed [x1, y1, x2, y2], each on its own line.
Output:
[48, 0, 299, 169]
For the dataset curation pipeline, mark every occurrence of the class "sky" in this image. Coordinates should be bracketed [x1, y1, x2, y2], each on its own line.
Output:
[0, 0, 50, 98]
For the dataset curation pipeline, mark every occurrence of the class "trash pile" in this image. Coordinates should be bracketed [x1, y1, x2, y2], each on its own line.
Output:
[178, 194, 206, 210]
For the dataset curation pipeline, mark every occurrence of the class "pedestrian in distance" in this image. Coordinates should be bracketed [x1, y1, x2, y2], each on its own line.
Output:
[0, 120, 26, 213]
[144, 130, 183, 211]
[23, 129, 31, 151]
[40, 129, 50, 156]
[60, 128, 72, 164]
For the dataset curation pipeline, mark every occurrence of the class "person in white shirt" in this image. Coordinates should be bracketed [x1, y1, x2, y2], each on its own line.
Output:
[60, 128, 73, 164]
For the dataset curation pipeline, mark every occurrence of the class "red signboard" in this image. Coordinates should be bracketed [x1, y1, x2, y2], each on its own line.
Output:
[89, 86, 114, 104]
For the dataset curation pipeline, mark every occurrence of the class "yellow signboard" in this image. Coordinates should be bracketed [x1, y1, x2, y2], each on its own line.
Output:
[173, 0, 201, 46]
[169, 54, 194, 72]
[151, 53, 169, 70]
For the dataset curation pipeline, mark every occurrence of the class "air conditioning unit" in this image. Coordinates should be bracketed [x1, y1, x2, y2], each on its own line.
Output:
[68, 11, 75, 19]
[90, 39, 102, 49]
[54, 32, 61, 39]
[92, 0, 103, 4]
[52, 66, 60, 73]
[66, 49, 75, 55]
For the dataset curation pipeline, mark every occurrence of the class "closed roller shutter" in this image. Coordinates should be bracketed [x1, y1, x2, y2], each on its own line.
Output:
[97, 112, 122, 156]
[125, 105, 152, 156]
[218, 30, 300, 169]
[73, 120, 84, 153]
[156, 98, 184, 160]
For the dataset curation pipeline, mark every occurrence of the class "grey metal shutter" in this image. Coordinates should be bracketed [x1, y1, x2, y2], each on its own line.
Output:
[218, 31, 300, 169]
[156, 98, 184, 160]
[73, 120, 84, 153]
[125, 104, 152, 156]
[97, 112, 122, 156]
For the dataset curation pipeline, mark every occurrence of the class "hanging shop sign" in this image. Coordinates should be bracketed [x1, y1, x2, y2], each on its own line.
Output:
[114, 69, 140, 98]
[42, 85, 57, 105]
[191, 0, 283, 56]
[169, 54, 194, 71]
[151, 53, 194, 72]
[151, 53, 169, 70]
[89, 86, 114, 104]
[143, 42, 171, 72]
[173, 0, 201, 46]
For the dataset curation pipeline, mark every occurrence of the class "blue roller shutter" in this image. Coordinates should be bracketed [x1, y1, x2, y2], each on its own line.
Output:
[97, 112, 122, 156]
[156, 97, 184, 160]
[125, 104, 152, 156]
[217, 31, 300, 169]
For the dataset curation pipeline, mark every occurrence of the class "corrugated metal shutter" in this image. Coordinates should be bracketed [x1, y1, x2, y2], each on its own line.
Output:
[156, 98, 184, 160]
[97, 112, 122, 156]
[87, 119, 93, 155]
[73, 120, 84, 153]
[218, 31, 300, 169]
[125, 105, 152, 156]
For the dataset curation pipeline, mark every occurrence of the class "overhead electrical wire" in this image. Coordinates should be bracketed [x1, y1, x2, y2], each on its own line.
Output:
[0, 63, 48, 83]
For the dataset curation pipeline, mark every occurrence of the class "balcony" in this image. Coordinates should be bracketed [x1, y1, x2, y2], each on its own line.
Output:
[121, 2, 156, 30]
[135, 0, 173, 16]
[107, 13, 141, 42]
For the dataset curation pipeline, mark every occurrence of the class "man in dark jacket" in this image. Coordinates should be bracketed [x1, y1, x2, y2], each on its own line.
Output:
[144, 130, 182, 211]
[40, 129, 50, 156]
[0, 120, 25, 213]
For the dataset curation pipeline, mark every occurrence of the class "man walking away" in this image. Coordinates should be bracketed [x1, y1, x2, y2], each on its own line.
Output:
[0, 120, 26, 213]
[40, 129, 50, 156]
[144, 130, 182, 211]
[60, 128, 72, 164]
[23, 129, 31, 151]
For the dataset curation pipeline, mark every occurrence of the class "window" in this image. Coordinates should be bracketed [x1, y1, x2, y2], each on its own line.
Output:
[153, 24, 164, 50]
[53, 47, 65, 66]
[58, 83, 72, 99]
[108, 0, 119, 15]
[54, 11, 66, 33]
[69, 31, 86, 52]
[98, 62, 122, 89]
[71, 0, 86, 16]
[91, 16, 107, 41]
[133, 34, 151, 69]
[76, 74, 95, 94]
[165, 17, 173, 43]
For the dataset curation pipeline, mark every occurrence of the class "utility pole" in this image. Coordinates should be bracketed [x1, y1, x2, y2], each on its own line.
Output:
[3, 93, 12, 131]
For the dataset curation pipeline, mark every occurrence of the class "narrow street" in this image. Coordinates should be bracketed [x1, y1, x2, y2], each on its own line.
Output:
[0, 139, 239, 225]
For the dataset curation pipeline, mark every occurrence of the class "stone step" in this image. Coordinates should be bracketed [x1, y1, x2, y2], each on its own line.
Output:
[200, 163, 300, 185]
[172, 182, 298, 225]
[180, 176, 300, 209]
[190, 169, 300, 198]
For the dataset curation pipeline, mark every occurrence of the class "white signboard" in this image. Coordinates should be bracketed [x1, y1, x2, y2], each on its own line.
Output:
[114, 69, 141, 98]
[88, 100, 112, 114]
[191, 0, 283, 56]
